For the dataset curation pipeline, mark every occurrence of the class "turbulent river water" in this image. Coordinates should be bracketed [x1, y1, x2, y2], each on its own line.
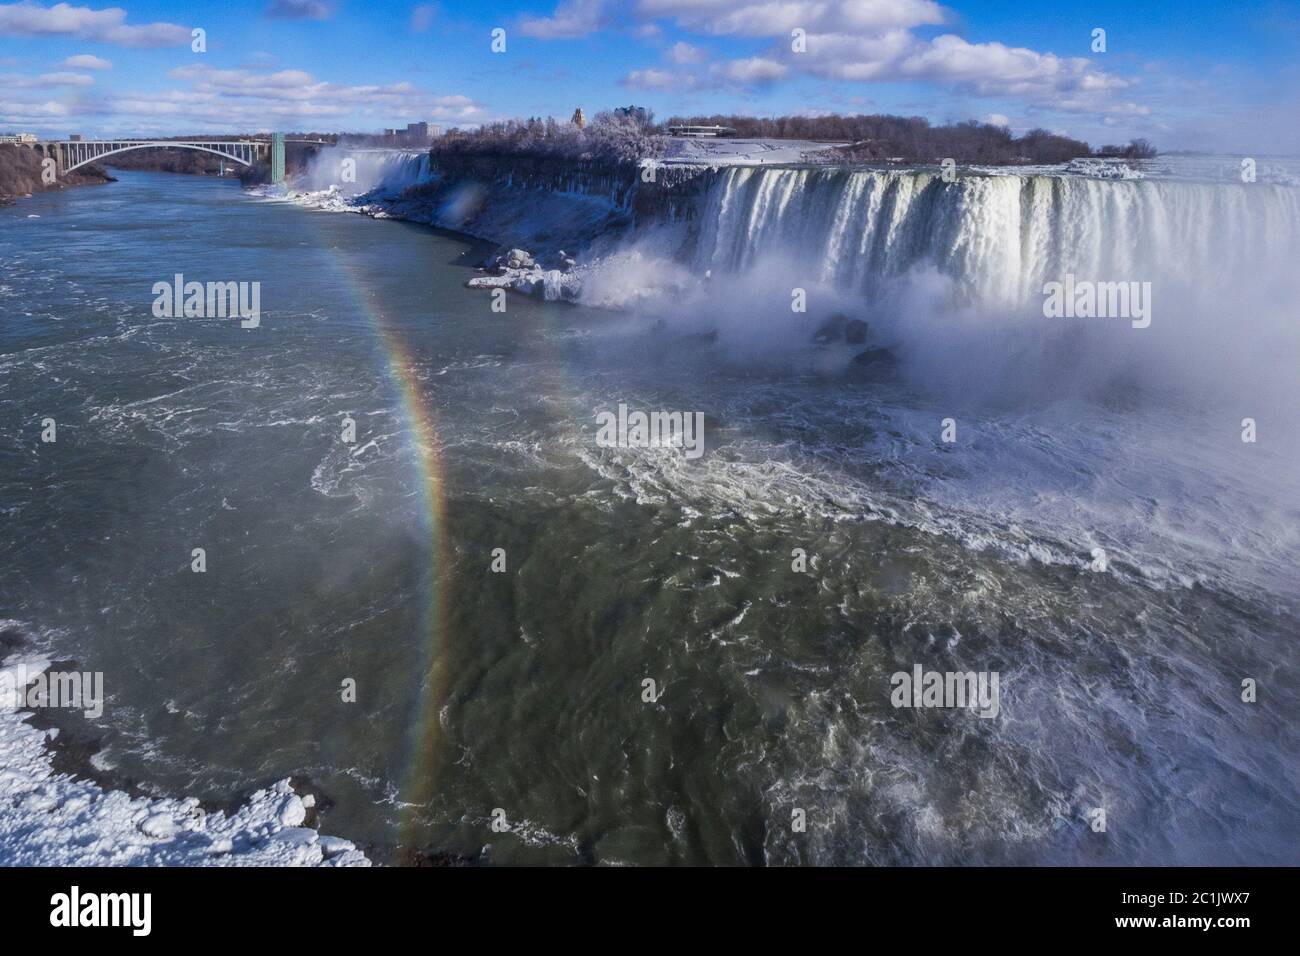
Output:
[1, 169, 1297, 865]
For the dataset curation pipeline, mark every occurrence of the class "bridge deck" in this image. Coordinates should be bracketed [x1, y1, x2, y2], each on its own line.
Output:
[30, 139, 276, 176]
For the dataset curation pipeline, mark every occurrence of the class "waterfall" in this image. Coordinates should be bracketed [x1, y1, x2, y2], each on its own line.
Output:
[691, 167, 1300, 309]
[296, 147, 431, 196]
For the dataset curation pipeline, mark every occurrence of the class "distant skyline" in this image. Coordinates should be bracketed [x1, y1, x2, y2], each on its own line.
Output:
[1, 0, 1297, 153]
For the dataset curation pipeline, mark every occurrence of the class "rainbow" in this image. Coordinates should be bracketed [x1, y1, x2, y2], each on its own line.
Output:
[325, 245, 452, 851]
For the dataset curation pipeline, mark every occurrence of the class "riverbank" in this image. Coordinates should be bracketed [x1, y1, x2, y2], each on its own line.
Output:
[0, 631, 369, 866]
[0, 144, 114, 206]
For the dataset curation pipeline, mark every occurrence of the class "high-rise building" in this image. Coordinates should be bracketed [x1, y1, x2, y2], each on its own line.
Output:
[616, 106, 649, 125]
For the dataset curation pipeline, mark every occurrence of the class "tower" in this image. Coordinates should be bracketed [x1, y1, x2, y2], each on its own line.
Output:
[571, 107, 586, 129]
[271, 132, 285, 184]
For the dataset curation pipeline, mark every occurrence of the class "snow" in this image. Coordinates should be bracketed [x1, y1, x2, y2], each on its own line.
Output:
[0, 655, 370, 866]
[657, 137, 843, 166]
[466, 267, 581, 301]
[1063, 157, 1145, 179]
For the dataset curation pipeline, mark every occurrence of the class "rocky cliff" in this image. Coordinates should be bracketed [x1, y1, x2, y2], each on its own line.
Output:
[0, 143, 113, 205]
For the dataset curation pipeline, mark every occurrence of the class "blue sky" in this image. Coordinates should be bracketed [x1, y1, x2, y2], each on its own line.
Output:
[1, 0, 1297, 152]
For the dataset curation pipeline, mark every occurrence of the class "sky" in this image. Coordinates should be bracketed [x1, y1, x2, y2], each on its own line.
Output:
[1, 0, 1297, 152]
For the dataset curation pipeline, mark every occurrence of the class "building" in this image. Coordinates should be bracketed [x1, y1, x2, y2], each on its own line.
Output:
[615, 105, 650, 125]
[666, 125, 737, 138]
[381, 123, 437, 144]
[69, 134, 84, 142]
[571, 107, 586, 128]
[0, 132, 38, 143]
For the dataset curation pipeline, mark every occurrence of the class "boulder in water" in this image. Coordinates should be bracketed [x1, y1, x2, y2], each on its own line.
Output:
[851, 346, 896, 367]
[485, 247, 539, 273]
[813, 312, 851, 344]
[504, 248, 537, 270]
[814, 312, 871, 345]
[467, 267, 580, 302]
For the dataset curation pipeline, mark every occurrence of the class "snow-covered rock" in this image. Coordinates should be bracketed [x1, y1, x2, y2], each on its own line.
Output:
[488, 247, 538, 272]
[1064, 157, 1145, 179]
[139, 813, 176, 839]
[271, 827, 319, 846]
[318, 835, 356, 858]
[467, 266, 581, 302]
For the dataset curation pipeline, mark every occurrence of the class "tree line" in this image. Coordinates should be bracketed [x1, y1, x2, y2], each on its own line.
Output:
[434, 111, 1155, 166]
[662, 113, 1156, 164]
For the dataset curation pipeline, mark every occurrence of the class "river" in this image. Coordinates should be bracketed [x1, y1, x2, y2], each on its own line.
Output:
[1, 169, 1296, 864]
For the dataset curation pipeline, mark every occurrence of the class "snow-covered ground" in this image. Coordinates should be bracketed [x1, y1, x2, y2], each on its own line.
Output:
[655, 139, 1300, 185]
[653, 140, 1151, 178]
[0, 654, 369, 866]
[657, 137, 843, 166]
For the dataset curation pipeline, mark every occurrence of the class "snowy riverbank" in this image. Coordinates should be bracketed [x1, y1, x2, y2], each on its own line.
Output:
[0, 652, 369, 866]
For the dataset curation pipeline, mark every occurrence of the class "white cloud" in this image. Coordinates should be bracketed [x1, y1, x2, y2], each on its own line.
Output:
[770, 27, 1143, 115]
[625, 54, 787, 91]
[85, 83, 485, 133]
[0, 69, 93, 86]
[0, 98, 69, 121]
[410, 3, 437, 32]
[266, 0, 335, 20]
[1, 46, 486, 135]
[0, 2, 189, 47]
[666, 40, 706, 64]
[168, 65, 323, 99]
[623, 67, 691, 91]
[714, 56, 787, 84]
[518, 0, 607, 38]
[129, 65, 487, 127]
[886, 34, 1146, 114]
[598, 0, 1145, 116]
[38, 69, 91, 84]
[240, 51, 278, 70]
[60, 53, 110, 69]
[635, 0, 944, 36]
[984, 113, 1009, 127]
[795, 28, 916, 80]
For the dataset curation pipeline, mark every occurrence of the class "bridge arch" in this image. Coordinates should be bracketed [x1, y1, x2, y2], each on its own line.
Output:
[62, 142, 261, 174]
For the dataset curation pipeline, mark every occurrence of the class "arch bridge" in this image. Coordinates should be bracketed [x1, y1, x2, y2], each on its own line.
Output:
[29, 134, 301, 181]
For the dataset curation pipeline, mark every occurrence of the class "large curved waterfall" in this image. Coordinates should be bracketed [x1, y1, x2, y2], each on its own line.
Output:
[283, 151, 1300, 407]
[692, 167, 1300, 308]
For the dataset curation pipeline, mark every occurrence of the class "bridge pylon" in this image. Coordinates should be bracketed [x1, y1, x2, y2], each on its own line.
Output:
[271, 132, 285, 185]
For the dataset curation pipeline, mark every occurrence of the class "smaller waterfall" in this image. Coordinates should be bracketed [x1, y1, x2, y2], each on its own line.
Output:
[296, 147, 431, 196]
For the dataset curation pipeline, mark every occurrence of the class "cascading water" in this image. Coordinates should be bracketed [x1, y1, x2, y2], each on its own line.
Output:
[691, 166, 1300, 309]
[296, 147, 432, 197]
